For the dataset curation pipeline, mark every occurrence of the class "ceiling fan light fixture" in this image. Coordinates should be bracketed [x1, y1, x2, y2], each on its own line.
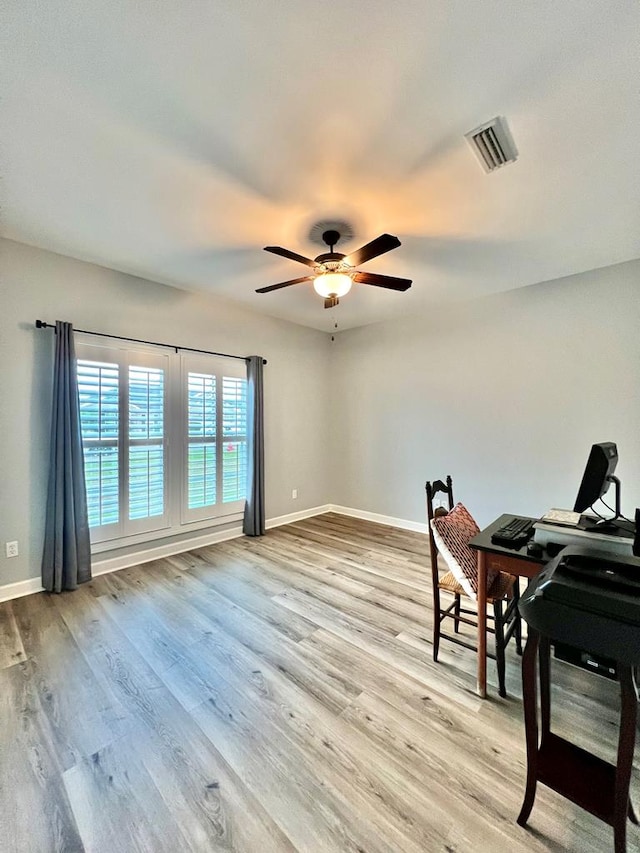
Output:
[259, 230, 411, 301]
[313, 272, 352, 298]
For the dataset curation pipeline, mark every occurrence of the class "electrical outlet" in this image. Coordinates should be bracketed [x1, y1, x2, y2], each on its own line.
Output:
[292, 489, 298, 500]
[5, 541, 19, 558]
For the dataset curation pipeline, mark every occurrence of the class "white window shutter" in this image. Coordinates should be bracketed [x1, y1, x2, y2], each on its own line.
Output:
[77, 359, 120, 530]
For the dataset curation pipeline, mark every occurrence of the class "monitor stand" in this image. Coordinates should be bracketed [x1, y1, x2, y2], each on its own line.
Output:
[583, 476, 635, 536]
[586, 517, 636, 537]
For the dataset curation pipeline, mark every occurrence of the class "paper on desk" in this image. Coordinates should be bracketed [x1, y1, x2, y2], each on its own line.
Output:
[541, 508, 581, 527]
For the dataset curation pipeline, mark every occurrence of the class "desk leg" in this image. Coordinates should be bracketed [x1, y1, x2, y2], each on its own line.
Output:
[614, 666, 638, 853]
[477, 550, 487, 698]
[539, 637, 551, 740]
[518, 629, 540, 827]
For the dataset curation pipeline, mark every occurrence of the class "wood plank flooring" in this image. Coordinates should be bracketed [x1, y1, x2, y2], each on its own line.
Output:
[0, 513, 637, 852]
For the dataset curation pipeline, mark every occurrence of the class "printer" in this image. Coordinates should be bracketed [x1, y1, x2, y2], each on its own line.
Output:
[533, 517, 635, 558]
[519, 546, 640, 668]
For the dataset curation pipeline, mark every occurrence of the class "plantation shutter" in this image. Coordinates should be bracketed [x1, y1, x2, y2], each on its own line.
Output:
[128, 365, 165, 521]
[222, 376, 248, 503]
[123, 350, 168, 535]
[182, 355, 247, 523]
[77, 359, 120, 541]
[187, 372, 217, 511]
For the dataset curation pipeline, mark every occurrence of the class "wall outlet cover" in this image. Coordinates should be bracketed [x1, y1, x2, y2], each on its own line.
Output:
[5, 541, 19, 558]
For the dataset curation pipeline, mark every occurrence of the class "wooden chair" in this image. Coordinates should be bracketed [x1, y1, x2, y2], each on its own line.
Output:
[425, 476, 522, 697]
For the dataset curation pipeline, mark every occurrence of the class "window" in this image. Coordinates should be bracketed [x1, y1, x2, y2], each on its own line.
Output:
[76, 339, 247, 548]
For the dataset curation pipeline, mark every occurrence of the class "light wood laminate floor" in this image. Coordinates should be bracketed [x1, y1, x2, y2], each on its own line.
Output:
[0, 514, 637, 852]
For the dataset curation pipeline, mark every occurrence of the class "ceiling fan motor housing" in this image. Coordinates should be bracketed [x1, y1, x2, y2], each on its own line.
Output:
[322, 229, 341, 249]
[308, 219, 356, 248]
[314, 252, 347, 265]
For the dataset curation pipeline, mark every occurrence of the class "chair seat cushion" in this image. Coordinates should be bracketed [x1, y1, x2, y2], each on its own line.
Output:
[438, 569, 515, 602]
[487, 571, 516, 602]
[438, 570, 465, 596]
[431, 502, 498, 601]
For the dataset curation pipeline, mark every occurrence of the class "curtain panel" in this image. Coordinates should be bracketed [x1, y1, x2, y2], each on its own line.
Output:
[243, 355, 265, 536]
[41, 321, 92, 591]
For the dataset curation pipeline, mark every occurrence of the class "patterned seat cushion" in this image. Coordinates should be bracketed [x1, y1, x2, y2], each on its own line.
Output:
[430, 502, 498, 601]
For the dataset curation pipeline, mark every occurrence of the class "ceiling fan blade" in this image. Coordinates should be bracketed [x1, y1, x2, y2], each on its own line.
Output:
[343, 233, 401, 267]
[264, 246, 318, 268]
[255, 276, 314, 294]
[353, 271, 412, 291]
[324, 296, 339, 309]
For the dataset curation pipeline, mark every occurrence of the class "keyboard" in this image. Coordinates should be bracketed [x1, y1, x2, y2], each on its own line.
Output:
[491, 517, 535, 548]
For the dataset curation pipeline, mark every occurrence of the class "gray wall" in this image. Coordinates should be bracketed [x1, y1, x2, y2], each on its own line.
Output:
[2, 238, 638, 588]
[0, 239, 332, 586]
[329, 259, 640, 528]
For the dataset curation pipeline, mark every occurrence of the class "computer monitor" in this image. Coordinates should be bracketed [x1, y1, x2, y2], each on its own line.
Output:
[573, 442, 618, 514]
[571, 441, 628, 538]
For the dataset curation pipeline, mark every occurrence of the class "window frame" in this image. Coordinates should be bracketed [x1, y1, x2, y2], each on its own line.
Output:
[76, 339, 171, 544]
[76, 336, 248, 553]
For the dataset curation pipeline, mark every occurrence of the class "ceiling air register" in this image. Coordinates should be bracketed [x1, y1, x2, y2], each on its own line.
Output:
[465, 116, 518, 172]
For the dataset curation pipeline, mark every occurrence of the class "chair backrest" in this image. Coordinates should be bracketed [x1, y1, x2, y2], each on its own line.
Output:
[425, 476, 454, 592]
[431, 503, 484, 600]
[426, 477, 496, 600]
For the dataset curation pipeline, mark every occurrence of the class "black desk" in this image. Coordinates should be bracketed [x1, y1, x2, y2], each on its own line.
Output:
[469, 515, 545, 698]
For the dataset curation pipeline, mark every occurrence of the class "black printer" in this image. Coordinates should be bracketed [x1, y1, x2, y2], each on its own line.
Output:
[519, 546, 640, 668]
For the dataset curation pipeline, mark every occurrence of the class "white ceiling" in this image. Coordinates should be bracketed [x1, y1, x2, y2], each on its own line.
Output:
[3, 1, 639, 331]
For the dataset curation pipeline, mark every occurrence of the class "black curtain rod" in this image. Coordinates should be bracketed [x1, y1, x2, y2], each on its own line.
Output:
[35, 320, 267, 365]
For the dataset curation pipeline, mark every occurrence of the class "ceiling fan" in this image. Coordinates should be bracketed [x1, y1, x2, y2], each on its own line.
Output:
[256, 230, 412, 308]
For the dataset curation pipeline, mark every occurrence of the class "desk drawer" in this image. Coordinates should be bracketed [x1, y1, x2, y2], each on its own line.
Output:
[486, 552, 542, 579]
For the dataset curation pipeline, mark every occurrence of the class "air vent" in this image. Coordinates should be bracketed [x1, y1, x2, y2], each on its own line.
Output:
[465, 116, 518, 173]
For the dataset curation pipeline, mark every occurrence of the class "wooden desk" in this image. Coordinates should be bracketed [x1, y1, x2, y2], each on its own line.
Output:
[518, 629, 638, 853]
[469, 514, 545, 698]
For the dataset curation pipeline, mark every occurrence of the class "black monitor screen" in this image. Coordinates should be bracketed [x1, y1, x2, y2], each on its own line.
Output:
[573, 442, 618, 513]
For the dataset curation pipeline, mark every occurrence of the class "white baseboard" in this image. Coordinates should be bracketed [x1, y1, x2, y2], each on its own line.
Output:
[91, 525, 245, 576]
[0, 577, 45, 604]
[266, 504, 332, 530]
[329, 504, 428, 535]
[0, 504, 335, 603]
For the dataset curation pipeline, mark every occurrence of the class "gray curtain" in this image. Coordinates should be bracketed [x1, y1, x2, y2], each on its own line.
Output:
[243, 355, 265, 536]
[42, 321, 92, 592]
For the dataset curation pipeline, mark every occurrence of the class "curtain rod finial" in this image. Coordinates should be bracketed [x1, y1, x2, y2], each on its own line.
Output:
[35, 319, 47, 328]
